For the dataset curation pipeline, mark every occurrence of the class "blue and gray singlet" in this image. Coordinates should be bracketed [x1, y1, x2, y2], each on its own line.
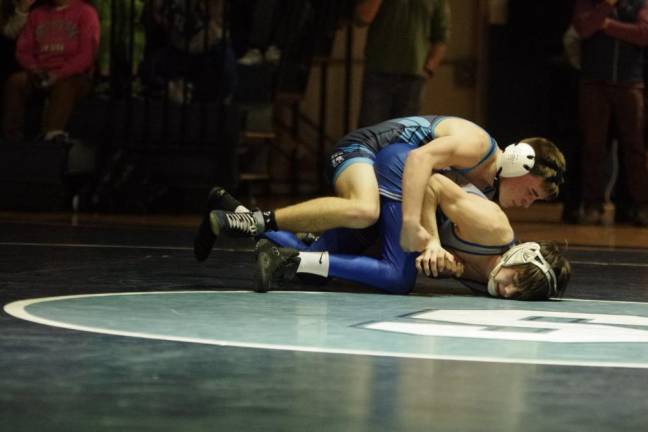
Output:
[327, 115, 499, 184]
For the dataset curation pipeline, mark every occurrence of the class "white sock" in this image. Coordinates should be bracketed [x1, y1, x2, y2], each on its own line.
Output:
[234, 205, 249, 213]
[296, 251, 330, 277]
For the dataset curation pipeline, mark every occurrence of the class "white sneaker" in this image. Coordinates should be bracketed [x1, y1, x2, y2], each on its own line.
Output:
[238, 48, 263, 66]
[264, 45, 281, 64]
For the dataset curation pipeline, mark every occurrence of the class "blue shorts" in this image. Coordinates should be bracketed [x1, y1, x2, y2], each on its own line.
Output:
[374, 142, 416, 201]
[325, 144, 376, 185]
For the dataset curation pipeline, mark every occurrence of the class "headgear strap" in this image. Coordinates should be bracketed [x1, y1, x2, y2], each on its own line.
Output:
[487, 242, 558, 298]
[498, 142, 535, 178]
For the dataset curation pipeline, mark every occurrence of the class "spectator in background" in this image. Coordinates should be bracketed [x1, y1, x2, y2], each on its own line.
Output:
[355, 0, 450, 127]
[1, 0, 99, 145]
[95, 0, 146, 98]
[0, 0, 36, 120]
[235, 0, 286, 66]
[573, 0, 648, 226]
[149, 0, 236, 103]
[1, 0, 35, 39]
[558, 24, 585, 224]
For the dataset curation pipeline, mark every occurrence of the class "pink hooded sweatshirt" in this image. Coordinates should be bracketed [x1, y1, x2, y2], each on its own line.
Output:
[16, 0, 100, 80]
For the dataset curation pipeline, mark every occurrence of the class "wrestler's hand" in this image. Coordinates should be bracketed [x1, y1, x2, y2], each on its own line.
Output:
[400, 223, 431, 252]
[416, 244, 463, 278]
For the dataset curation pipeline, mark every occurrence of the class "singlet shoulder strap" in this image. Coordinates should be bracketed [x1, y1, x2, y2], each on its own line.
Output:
[452, 136, 498, 175]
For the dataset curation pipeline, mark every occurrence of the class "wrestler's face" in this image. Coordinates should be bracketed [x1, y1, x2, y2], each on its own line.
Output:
[498, 174, 547, 208]
[488, 267, 521, 298]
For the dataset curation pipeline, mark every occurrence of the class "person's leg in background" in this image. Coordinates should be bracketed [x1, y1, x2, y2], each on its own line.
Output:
[250, 0, 280, 62]
[579, 82, 612, 224]
[197, 40, 237, 102]
[357, 71, 394, 128]
[2, 71, 33, 144]
[0, 34, 19, 134]
[238, 0, 282, 65]
[611, 84, 648, 225]
[41, 75, 92, 142]
[390, 74, 424, 119]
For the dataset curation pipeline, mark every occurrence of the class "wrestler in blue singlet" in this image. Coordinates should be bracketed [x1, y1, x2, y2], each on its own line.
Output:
[325, 115, 499, 191]
[265, 143, 514, 294]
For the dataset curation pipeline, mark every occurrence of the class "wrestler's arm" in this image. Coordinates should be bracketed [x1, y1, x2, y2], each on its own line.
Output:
[418, 175, 459, 277]
[425, 174, 513, 247]
[400, 118, 491, 252]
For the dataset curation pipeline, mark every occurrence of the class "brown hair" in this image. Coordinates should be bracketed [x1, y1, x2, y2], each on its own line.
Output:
[522, 137, 566, 200]
[510, 241, 571, 301]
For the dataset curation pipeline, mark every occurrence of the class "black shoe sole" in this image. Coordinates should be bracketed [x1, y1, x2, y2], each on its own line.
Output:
[193, 186, 240, 262]
[207, 186, 244, 212]
[254, 240, 300, 293]
[193, 211, 217, 262]
[255, 249, 272, 293]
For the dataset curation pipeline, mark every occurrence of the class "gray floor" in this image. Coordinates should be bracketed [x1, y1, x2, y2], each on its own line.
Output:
[1, 221, 648, 432]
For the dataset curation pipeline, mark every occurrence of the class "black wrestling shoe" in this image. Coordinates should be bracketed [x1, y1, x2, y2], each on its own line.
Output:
[211, 209, 265, 237]
[206, 186, 244, 212]
[194, 186, 249, 261]
[255, 239, 300, 293]
[194, 210, 218, 262]
[193, 186, 247, 262]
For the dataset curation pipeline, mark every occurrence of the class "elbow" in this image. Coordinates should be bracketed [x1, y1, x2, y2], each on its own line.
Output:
[425, 174, 443, 199]
[406, 147, 431, 170]
[490, 215, 514, 242]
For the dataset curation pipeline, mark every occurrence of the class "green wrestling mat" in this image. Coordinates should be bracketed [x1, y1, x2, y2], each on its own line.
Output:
[6, 291, 648, 368]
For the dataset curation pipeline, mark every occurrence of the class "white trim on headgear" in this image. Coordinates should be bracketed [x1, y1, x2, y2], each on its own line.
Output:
[487, 242, 558, 298]
[497, 142, 536, 178]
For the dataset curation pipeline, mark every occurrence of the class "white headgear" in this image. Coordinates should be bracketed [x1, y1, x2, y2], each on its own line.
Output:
[487, 242, 558, 298]
[498, 142, 536, 178]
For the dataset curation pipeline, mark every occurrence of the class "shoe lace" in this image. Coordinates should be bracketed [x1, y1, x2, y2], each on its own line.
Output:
[225, 212, 258, 235]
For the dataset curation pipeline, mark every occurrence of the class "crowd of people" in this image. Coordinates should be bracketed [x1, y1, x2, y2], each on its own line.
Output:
[0, 0, 646, 233]
[0, 0, 300, 147]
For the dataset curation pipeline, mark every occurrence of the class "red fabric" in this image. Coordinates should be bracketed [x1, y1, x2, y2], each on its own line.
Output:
[16, 0, 100, 80]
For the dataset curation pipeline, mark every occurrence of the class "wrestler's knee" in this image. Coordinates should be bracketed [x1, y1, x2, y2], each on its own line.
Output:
[379, 270, 415, 295]
[348, 199, 380, 228]
[383, 278, 414, 295]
